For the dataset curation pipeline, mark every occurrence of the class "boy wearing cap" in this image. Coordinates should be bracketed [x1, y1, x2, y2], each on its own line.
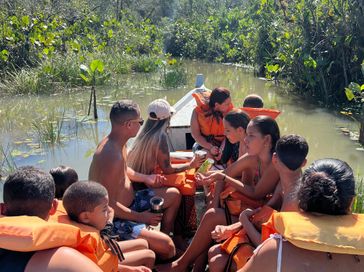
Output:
[89, 100, 179, 260]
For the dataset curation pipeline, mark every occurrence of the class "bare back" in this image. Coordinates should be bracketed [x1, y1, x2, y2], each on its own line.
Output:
[241, 238, 363, 272]
[89, 136, 134, 218]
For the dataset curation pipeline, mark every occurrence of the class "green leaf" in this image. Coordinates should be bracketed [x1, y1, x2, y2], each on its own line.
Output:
[21, 16, 30, 26]
[43, 48, 49, 55]
[80, 73, 91, 82]
[90, 59, 104, 73]
[345, 88, 355, 101]
[107, 29, 113, 38]
[361, 84, 364, 91]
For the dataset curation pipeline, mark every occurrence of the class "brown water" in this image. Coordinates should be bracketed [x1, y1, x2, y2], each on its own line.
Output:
[0, 61, 363, 201]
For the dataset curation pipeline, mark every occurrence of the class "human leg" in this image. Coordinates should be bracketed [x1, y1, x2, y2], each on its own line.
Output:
[138, 228, 176, 260]
[119, 239, 149, 252]
[156, 207, 227, 272]
[208, 244, 229, 272]
[122, 249, 155, 268]
[153, 186, 181, 235]
[25, 247, 102, 272]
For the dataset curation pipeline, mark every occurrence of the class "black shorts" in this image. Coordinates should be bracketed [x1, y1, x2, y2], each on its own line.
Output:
[0, 249, 35, 272]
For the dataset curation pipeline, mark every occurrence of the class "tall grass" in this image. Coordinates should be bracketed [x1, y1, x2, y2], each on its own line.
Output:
[353, 178, 364, 214]
[0, 144, 17, 179]
[32, 112, 65, 145]
[0, 69, 51, 95]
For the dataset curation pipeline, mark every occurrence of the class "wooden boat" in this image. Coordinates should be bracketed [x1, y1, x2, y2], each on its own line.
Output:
[168, 74, 207, 153]
[168, 75, 281, 155]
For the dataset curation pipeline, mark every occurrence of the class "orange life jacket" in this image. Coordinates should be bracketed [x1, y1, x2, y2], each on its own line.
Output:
[155, 164, 196, 196]
[0, 205, 118, 272]
[221, 206, 276, 270]
[192, 90, 233, 144]
[241, 107, 281, 119]
[220, 186, 264, 216]
[261, 212, 364, 255]
[50, 202, 118, 271]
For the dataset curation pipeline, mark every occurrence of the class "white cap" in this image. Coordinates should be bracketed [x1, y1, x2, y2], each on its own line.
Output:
[147, 99, 176, 120]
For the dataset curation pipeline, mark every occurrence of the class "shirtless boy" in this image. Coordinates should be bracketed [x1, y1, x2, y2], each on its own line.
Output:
[89, 100, 180, 260]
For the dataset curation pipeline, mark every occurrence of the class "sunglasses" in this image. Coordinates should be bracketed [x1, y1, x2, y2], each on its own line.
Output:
[128, 119, 144, 126]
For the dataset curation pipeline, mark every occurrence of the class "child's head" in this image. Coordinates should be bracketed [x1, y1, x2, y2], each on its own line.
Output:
[296, 158, 356, 215]
[2, 166, 56, 220]
[50, 165, 79, 199]
[63, 181, 109, 230]
[245, 116, 280, 156]
[274, 134, 308, 171]
[223, 109, 250, 144]
[243, 94, 264, 108]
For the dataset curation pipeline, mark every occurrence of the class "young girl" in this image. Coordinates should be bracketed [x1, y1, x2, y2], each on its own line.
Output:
[220, 109, 251, 166]
[157, 116, 280, 272]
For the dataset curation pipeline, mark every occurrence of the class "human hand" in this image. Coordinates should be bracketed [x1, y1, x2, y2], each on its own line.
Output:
[239, 208, 261, 225]
[196, 171, 223, 186]
[209, 146, 220, 156]
[189, 154, 205, 168]
[211, 225, 234, 242]
[139, 211, 163, 226]
[144, 174, 165, 188]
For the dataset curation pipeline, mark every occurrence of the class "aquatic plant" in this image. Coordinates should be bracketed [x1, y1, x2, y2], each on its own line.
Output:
[0, 144, 17, 179]
[0, 69, 50, 95]
[353, 178, 364, 214]
[131, 55, 161, 73]
[31, 112, 65, 145]
[80, 59, 108, 119]
[160, 58, 187, 88]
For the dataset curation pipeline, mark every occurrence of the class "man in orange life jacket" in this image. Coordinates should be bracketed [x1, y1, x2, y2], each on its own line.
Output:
[0, 166, 102, 272]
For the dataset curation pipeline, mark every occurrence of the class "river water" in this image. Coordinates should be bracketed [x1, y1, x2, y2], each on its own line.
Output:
[0, 61, 363, 201]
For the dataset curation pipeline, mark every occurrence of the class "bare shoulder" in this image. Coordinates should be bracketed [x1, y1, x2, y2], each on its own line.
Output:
[234, 154, 258, 168]
[89, 137, 125, 183]
[240, 238, 278, 272]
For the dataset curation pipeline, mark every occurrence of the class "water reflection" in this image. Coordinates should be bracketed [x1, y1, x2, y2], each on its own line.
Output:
[0, 61, 363, 202]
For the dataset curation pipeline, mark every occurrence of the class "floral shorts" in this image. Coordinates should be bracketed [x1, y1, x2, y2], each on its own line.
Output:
[113, 188, 155, 240]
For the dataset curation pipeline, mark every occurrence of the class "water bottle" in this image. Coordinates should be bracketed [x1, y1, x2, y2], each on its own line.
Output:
[149, 196, 164, 231]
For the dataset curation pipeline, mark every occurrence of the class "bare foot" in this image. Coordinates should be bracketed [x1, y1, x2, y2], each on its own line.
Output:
[155, 261, 187, 272]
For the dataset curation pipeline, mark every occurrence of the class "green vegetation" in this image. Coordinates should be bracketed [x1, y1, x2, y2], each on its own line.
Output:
[0, 145, 17, 179]
[1, 0, 362, 107]
[353, 178, 364, 213]
[160, 58, 187, 88]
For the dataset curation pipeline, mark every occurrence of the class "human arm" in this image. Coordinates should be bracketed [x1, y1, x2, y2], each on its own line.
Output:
[239, 208, 262, 247]
[238, 238, 278, 272]
[190, 109, 220, 156]
[211, 222, 242, 242]
[224, 158, 280, 200]
[266, 183, 282, 210]
[26, 247, 103, 272]
[97, 154, 161, 225]
[127, 167, 164, 188]
[157, 133, 204, 174]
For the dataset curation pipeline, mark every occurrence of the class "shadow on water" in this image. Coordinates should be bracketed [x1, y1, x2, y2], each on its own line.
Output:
[0, 60, 363, 201]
